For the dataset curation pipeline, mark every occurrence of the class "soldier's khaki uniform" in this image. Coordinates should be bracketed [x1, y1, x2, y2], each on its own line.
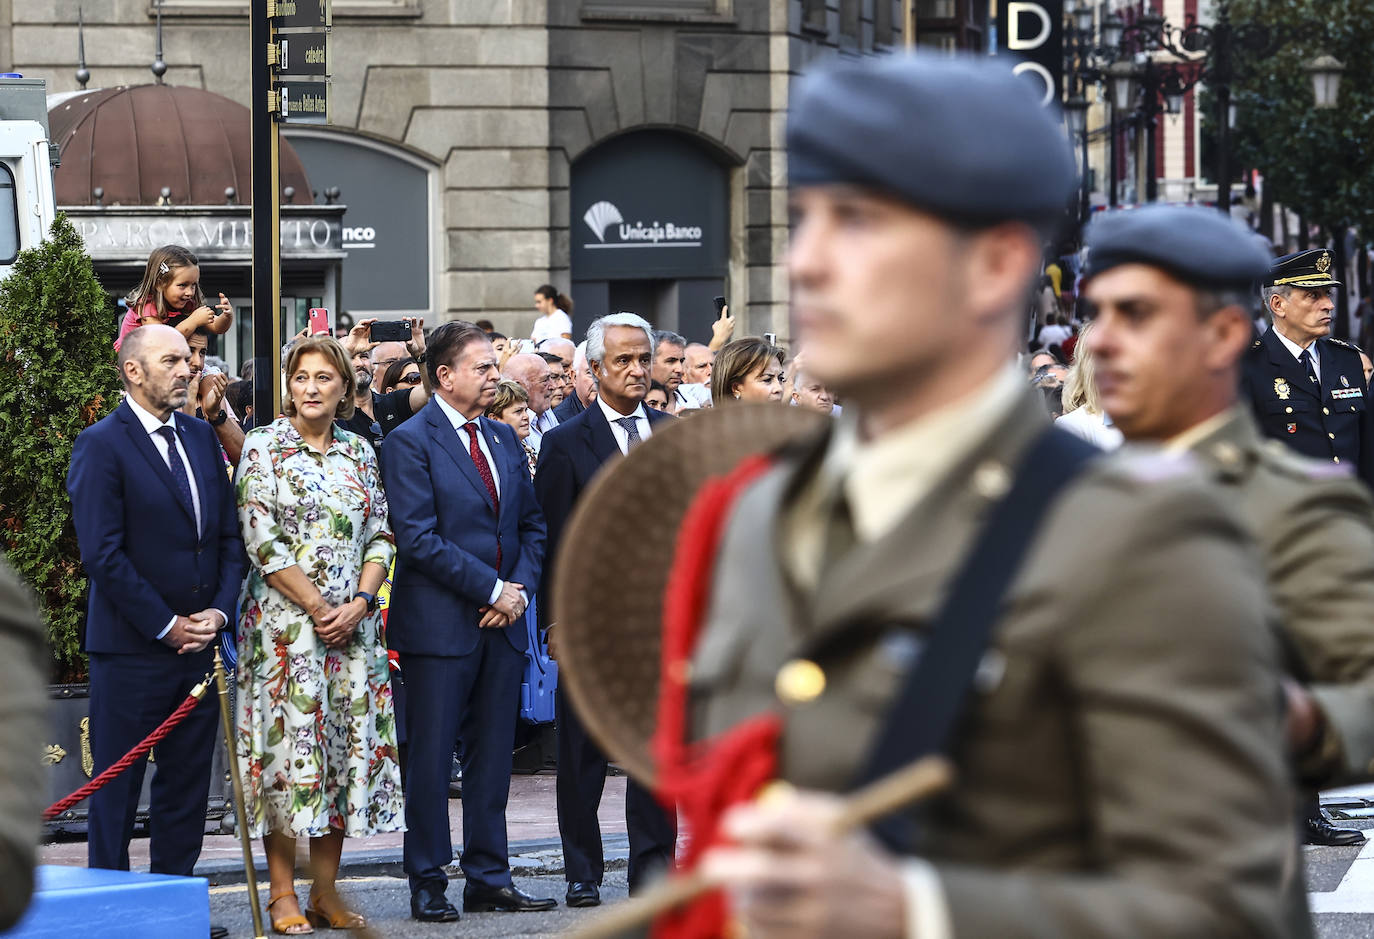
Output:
[1176, 406, 1374, 785]
[689, 385, 1305, 937]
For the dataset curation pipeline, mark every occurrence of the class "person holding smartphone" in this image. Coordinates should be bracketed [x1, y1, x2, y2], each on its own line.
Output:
[337, 317, 433, 448]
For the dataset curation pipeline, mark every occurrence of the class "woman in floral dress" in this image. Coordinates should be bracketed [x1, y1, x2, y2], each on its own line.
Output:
[235, 335, 402, 934]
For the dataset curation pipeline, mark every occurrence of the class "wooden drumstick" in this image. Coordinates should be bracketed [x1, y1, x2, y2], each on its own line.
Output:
[568, 755, 955, 939]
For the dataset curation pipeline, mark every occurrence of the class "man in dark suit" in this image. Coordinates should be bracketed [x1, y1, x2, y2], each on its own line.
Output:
[552, 341, 594, 422]
[66, 324, 245, 881]
[383, 321, 555, 922]
[535, 313, 678, 908]
[1243, 248, 1374, 490]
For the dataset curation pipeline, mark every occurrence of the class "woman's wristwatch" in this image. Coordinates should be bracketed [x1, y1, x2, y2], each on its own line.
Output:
[353, 591, 379, 612]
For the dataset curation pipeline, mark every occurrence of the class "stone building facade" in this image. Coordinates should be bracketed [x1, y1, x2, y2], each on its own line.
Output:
[16, 0, 904, 344]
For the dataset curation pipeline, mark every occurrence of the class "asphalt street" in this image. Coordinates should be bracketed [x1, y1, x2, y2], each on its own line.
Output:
[209, 872, 630, 938]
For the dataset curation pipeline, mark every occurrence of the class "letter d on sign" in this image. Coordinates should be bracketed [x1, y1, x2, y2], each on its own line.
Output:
[1007, 2, 1051, 50]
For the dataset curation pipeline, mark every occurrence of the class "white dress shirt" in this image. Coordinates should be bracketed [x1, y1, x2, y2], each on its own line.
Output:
[433, 394, 517, 606]
[533, 407, 560, 437]
[598, 397, 652, 455]
[1272, 326, 1321, 382]
[125, 396, 227, 638]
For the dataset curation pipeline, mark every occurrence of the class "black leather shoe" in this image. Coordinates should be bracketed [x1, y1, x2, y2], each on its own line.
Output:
[463, 883, 558, 912]
[565, 881, 601, 908]
[209, 927, 228, 939]
[1305, 810, 1367, 846]
[411, 883, 461, 922]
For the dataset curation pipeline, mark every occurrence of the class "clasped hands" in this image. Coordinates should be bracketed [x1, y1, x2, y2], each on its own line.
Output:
[309, 598, 368, 649]
[163, 610, 225, 654]
[479, 581, 525, 629]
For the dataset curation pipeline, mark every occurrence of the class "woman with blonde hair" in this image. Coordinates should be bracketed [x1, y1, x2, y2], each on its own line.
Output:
[1054, 321, 1123, 450]
[235, 335, 403, 934]
[485, 379, 537, 477]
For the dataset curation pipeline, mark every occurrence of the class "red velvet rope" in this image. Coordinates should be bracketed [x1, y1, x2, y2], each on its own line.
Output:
[44, 676, 213, 821]
[651, 455, 780, 939]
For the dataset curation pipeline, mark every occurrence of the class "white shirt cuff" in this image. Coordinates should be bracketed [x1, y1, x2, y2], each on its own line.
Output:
[157, 616, 176, 640]
[901, 860, 954, 939]
[212, 609, 229, 630]
[489, 579, 504, 606]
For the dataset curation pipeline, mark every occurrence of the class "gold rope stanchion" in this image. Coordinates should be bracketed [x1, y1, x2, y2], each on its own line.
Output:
[214, 647, 266, 939]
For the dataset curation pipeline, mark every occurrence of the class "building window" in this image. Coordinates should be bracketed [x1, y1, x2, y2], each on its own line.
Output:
[840, 0, 860, 38]
[802, 0, 828, 32]
[875, 0, 896, 45]
[918, 0, 957, 19]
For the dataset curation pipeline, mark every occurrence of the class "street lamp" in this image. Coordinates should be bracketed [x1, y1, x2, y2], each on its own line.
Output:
[1306, 54, 1346, 109]
[1101, 12, 1124, 49]
[1107, 59, 1139, 112]
[1064, 95, 1088, 138]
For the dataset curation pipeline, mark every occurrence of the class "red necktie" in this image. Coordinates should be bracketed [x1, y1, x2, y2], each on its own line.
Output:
[464, 423, 501, 567]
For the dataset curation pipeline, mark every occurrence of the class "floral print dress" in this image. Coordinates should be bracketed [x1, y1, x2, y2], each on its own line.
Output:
[234, 417, 403, 838]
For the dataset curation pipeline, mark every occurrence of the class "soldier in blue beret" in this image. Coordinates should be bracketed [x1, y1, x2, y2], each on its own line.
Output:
[1242, 249, 1374, 491]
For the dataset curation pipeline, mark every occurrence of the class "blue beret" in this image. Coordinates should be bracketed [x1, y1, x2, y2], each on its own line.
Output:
[786, 55, 1078, 229]
[1082, 205, 1271, 289]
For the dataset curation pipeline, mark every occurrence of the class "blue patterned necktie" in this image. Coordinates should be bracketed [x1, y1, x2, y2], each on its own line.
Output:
[155, 426, 196, 529]
[614, 416, 643, 451]
[1301, 347, 1318, 384]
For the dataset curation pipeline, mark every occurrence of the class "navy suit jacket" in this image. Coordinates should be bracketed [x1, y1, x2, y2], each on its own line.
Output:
[552, 392, 586, 423]
[67, 401, 246, 655]
[534, 402, 673, 624]
[383, 398, 546, 657]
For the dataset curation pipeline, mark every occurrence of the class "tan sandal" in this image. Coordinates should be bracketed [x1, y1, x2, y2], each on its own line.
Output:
[268, 891, 314, 935]
[305, 888, 366, 930]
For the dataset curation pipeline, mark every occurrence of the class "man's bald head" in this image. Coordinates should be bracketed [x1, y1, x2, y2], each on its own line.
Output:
[685, 342, 714, 385]
[542, 337, 576, 369]
[119, 325, 184, 387]
[118, 325, 192, 418]
[503, 352, 553, 414]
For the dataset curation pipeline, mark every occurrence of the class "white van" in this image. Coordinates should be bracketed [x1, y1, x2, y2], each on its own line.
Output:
[0, 76, 58, 281]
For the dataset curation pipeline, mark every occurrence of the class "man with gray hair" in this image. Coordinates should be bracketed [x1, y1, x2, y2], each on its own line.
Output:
[1243, 248, 1374, 490]
[553, 340, 596, 422]
[652, 329, 709, 412]
[503, 352, 556, 454]
[534, 311, 677, 906]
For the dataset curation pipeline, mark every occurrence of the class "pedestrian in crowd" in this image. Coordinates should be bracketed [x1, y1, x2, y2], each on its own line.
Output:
[1038, 312, 1073, 349]
[182, 326, 246, 465]
[476, 319, 495, 335]
[645, 380, 669, 412]
[684, 341, 715, 388]
[553, 341, 596, 421]
[651, 330, 690, 412]
[379, 357, 423, 395]
[539, 337, 576, 376]
[490, 332, 509, 360]
[531, 284, 574, 346]
[711, 337, 786, 404]
[1086, 206, 1374, 851]
[538, 351, 569, 410]
[0, 559, 44, 931]
[115, 245, 233, 350]
[486, 378, 537, 478]
[67, 327, 245, 917]
[707, 302, 736, 352]
[336, 317, 432, 450]
[1026, 349, 1061, 374]
[383, 322, 554, 922]
[1243, 250, 1374, 489]
[788, 362, 834, 414]
[534, 312, 678, 907]
[226, 378, 255, 433]
[680, 54, 1299, 936]
[233, 335, 403, 934]
[503, 352, 558, 452]
[1054, 321, 1122, 450]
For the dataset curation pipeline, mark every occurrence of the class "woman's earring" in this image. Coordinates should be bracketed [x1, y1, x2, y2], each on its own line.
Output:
[733, 392, 740, 399]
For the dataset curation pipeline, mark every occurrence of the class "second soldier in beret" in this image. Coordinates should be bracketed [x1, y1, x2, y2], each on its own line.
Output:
[1244, 249, 1374, 490]
[672, 55, 1304, 937]
[1083, 204, 1374, 851]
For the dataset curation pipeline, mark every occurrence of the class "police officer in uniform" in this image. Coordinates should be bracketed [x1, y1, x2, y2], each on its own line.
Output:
[1082, 205, 1374, 848]
[678, 56, 1305, 938]
[1243, 249, 1374, 489]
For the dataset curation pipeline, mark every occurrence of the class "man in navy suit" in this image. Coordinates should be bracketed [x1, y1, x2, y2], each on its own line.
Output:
[552, 341, 595, 422]
[66, 324, 245, 880]
[535, 312, 678, 907]
[383, 321, 556, 922]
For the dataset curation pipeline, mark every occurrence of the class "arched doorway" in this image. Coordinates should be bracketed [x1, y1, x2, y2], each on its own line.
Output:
[570, 130, 732, 339]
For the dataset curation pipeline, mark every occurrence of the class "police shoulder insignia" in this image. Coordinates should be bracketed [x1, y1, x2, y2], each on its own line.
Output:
[1252, 338, 1263, 349]
[1328, 337, 1361, 352]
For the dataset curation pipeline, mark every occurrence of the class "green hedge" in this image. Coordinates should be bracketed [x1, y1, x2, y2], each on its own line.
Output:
[0, 214, 120, 682]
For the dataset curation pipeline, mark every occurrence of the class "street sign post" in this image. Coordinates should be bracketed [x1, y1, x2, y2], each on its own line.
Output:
[251, 0, 332, 423]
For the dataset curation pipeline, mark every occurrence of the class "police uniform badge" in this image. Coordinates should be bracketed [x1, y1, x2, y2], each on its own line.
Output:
[1287, 423, 1298, 434]
[1342, 375, 1350, 388]
[1317, 251, 1332, 274]
[1274, 378, 1291, 400]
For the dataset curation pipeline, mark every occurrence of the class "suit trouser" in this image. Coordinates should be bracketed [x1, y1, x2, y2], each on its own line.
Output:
[87, 650, 220, 875]
[400, 631, 523, 893]
[555, 682, 677, 891]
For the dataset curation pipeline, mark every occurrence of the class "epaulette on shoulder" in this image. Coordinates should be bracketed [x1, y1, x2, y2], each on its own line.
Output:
[1252, 337, 1263, 349]
[1327, 337, 1363, 353]
[1260, 439, 1354, 481]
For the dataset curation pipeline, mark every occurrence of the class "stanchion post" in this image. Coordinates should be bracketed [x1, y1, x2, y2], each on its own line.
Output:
[214, 647, 265, 939]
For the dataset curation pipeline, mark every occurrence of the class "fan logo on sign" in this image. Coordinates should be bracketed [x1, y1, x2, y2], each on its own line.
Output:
[582, 201, 702, 249]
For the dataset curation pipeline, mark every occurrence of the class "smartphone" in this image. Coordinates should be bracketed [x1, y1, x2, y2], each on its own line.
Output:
[370, 319, 412, 343]
[763, 331, 778, 346]
[308, 307, 331, 336]
[713, 295, 727, 315]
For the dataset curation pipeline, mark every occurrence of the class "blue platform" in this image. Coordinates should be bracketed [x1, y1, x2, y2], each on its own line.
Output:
[3, 866, 209, 938]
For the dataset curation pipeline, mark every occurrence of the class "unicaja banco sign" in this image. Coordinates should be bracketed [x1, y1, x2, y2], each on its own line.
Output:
[582, 201, 703, 249]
